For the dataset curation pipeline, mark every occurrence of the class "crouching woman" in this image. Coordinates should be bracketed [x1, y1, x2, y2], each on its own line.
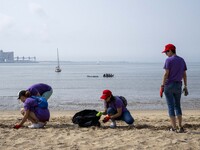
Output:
[100, 89, 134, 128]
[14, 90, 50, 129]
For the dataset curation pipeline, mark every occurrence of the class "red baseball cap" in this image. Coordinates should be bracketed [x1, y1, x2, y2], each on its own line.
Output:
[162, 44, 176, 53]
[100, 89, 112, 100]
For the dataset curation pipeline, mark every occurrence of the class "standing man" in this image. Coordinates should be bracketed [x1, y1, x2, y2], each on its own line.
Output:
[160, 44, 188, 133]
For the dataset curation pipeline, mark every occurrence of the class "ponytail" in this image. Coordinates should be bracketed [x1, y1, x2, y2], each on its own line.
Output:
[25, 91, 31, 97]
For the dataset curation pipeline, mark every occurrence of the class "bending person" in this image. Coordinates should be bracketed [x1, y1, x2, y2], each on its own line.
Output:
[19, 83, 53, 100]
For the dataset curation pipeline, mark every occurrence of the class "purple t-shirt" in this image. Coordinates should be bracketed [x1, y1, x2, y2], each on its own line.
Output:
[164, 55, 187, 85]
[27, 83, 52, 96]
[104, 96, 127, 112]
[24, 97, 50, 122]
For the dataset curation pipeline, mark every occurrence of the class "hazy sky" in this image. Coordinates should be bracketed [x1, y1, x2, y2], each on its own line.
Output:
[0, 0, 200, 62]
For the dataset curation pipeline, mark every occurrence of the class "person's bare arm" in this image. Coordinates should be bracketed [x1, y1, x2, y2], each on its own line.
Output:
[19, 110, 30, 126]
[183, 71, 187, 87]
[162, 69, 169, 86]
[110, 107, 122, 119]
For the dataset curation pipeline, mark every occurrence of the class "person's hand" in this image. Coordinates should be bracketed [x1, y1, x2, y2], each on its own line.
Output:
[160, 85, 164, 98]
[103, 115, 110, 123]
[183, 86, 189, 96]
[13, 124, 21, 129]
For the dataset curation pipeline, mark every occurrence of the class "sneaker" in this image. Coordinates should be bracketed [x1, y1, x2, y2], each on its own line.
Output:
[177, 127, 184, 133]
[38, 122, 45, 128]
[28, 123, 40, 129]
[169, 127, 177, 132]
[110, 121, 116, 128]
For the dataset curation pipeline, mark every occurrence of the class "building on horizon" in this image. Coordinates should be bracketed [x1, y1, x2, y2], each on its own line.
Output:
[0, 50, 37, 63]
[0, 50, 14, 63]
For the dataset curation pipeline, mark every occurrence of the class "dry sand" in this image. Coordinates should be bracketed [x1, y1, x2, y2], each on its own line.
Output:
[0, 110, 200, 150]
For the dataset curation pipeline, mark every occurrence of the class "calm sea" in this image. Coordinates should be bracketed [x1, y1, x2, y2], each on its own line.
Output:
[0, 61, 199, 111]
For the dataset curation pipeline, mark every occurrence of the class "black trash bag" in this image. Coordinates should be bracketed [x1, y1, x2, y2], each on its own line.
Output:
[72, 109, 101, 127]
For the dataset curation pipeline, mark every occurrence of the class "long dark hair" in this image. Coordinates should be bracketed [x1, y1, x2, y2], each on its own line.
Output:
[105, 95, 115, 108]
[171, 50, 176, 54]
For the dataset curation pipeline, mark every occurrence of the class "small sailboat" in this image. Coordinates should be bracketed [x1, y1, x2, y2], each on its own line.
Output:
[55, 48, 61, 72]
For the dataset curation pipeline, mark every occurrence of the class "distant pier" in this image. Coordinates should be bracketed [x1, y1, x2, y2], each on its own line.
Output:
[14, 56, 37, 63]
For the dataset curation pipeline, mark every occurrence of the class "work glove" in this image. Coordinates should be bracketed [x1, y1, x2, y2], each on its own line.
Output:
[182, 86, 189, 96]
[96, 111, 103, 117]
[160, 85, 164, 98]
[103, 115, 111, 123]
[13, 124, 21, 129]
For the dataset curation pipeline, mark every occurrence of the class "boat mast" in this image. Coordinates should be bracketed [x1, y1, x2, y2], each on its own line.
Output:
[57, 48, 60, 67]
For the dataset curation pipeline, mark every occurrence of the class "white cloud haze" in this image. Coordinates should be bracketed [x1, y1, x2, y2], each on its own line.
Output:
[0, 0, 200, 62]
[0, 13, 14, 32]
[29, 2, 47, 18]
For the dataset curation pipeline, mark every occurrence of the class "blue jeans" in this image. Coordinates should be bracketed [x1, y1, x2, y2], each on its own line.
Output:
[164, 82, 182, 117]
[107, 107, 134, 124]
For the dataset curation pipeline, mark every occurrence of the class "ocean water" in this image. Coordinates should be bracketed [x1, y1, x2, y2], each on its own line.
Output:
[0, 61, 200, 111]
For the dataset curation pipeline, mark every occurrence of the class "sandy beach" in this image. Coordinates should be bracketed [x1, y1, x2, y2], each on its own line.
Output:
[0, 110, 200, 150]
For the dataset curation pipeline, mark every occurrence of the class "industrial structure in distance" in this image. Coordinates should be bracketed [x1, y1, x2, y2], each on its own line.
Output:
[0, 50, 37, 63]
